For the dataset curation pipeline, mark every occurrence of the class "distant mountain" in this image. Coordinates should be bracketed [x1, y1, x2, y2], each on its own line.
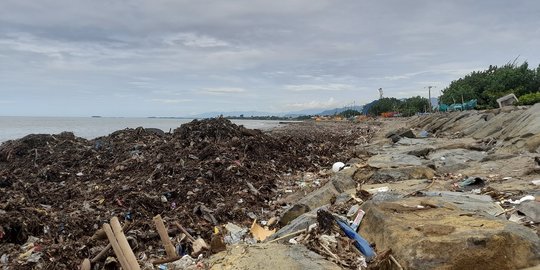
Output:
[189, 105, 365, 118]
[190, 111, 276, 118]
[316, 105, 363, 116]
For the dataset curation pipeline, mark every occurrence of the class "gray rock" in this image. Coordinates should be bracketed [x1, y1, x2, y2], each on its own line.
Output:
[407, 147, 433, 157]
[330, 167, 357, 192]
[420, 190, 504, 216]
[334, 192, 352, 205]
[518, 201, 540, 222]
[279, 204, 310, 226]
[368, 154, 424, 168]
[296, 181, 340, 210]
[369, 166, 435, 183]
[269, 206, 325, 241]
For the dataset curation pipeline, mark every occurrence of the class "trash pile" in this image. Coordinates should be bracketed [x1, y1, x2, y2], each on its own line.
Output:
[0, 118, 375, 269]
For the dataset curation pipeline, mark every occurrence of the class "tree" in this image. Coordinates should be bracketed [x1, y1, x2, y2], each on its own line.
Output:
[440, 61, 540, 109]
[367, 98, 401, 116]
[339, 109, 361, 118]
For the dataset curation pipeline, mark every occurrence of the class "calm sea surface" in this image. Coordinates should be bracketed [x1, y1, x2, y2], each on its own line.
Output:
[0, 117, 288, 143]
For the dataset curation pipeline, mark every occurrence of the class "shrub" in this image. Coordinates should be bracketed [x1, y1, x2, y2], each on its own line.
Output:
[518, 92, 540, 105]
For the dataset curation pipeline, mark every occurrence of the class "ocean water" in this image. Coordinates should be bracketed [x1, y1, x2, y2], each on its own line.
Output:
[0, 116, 287, 143]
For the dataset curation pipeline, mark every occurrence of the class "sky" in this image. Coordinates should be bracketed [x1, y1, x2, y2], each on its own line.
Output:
[1, 0, 539, 117]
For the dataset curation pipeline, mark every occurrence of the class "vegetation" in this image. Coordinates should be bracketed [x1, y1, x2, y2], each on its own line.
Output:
[338, 109, 362, 118]
[517, 92, 540, 105]
[440, 61, 540, 109]
[366, 96, 430, 116]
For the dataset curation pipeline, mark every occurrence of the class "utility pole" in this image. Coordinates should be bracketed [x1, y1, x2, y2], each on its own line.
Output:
[425, 86, 436, 112]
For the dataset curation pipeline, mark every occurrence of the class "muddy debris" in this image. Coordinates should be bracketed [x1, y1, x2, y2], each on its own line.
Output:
[0, 118, 374, 269]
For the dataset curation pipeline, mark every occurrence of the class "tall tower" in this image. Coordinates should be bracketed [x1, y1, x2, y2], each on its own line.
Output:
[378, 88, 383, 99]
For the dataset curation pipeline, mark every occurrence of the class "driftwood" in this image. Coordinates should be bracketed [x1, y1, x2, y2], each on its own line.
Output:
[153, 215, 177, 257]
[103, 223, 131, 270]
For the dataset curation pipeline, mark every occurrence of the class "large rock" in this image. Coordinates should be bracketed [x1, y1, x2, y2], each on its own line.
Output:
[359, 196, 540, 269]
[428, 148, 486, 171]
[269, 208, 320, 241]
[368, 154, 424, 168]
[279, 168, 356, 226]
[369, 166, 435, 183]
[209, 243, 341, 270]
[410, 103, 540, 153]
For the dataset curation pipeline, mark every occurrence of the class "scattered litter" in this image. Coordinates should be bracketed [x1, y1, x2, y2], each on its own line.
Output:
[1, 254, 8, 264]
[458, 177, 485, 188]
[508, 214, 524, 223]
[366, 186, 389, 194]
[419, 130, 429, 138]
[346, 204, 361, 217]
[332, 162, 345, 172]
[507, 195, 536, 205]
[350, 209, 366, 231]
[224, 223, 248, 245]
[250, 220, 275, 241]
[532, 180, 540, 186]
[336, 219, 376, 261]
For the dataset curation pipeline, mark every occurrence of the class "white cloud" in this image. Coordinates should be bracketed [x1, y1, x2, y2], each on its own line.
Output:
[284, 83, 353, 92]
[150, 98, 191, 104]
[163, 32, 230, 48]
[285, 97, 338, 109]
[201, 87, 246, 94]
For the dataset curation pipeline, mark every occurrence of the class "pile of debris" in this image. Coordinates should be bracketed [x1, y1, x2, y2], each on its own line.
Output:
[0, 118, 374, 269]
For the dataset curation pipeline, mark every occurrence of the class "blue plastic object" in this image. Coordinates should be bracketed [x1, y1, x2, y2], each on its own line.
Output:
[336, 219, 376, 261]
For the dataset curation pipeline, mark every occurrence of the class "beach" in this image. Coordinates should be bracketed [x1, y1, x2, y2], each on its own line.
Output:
[1, 108, 540, 269]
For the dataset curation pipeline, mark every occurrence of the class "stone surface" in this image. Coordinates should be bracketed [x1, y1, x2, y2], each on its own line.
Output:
[279, 204, 310, 226]
[518, 201, 540, 223]
[369, 166, 435, 183]
[359, 197, 540, 270]
[420, 191, 504, 216]
[209, 243, 342, 270]
[269, 208, 320, 241]
[409, 103, 540, 152]
[367, 153, 424, 168]
[279, 168, 356, 226]
[296, 181, 339, 210]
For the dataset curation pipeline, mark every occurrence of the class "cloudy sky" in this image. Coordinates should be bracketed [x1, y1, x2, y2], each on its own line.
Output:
[1, 0, 539, 117]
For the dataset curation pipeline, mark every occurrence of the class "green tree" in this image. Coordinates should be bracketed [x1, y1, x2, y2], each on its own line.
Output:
[339, 109, 361, 118]
[367, 98, 401, 116]
[441, 61, 540, 109]
[400, 96, 430, 116]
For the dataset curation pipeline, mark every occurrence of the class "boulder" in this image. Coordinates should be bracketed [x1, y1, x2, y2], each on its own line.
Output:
[279, 168, 356, 226]
[269, 208, 320, 241]
[407, 147, 434, 157]
[369, 166, 435, 183]
[209, 243, 341, 270]
[368, 154, 424, 168]
[518, 201, 540, 223]
[359, 196, 540, 269]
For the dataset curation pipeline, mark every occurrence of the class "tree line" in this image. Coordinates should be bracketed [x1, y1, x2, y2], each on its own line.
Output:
[440, 61, 540, 109]
[365, 96, 430, 116]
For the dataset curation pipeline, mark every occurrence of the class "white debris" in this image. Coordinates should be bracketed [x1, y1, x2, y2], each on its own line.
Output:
[332, 162, 345, 172]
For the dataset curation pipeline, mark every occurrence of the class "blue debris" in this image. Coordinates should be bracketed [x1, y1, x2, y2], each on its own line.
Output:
[336, 219, 376, 261]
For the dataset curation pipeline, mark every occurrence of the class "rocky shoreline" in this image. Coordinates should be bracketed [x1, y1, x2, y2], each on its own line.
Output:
[1, 106, 540, 269]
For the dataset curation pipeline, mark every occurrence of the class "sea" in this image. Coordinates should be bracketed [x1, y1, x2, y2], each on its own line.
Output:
[0, 116, 290, 143]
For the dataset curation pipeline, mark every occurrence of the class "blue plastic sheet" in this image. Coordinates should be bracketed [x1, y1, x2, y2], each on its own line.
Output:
[336, 219, 376, 261]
